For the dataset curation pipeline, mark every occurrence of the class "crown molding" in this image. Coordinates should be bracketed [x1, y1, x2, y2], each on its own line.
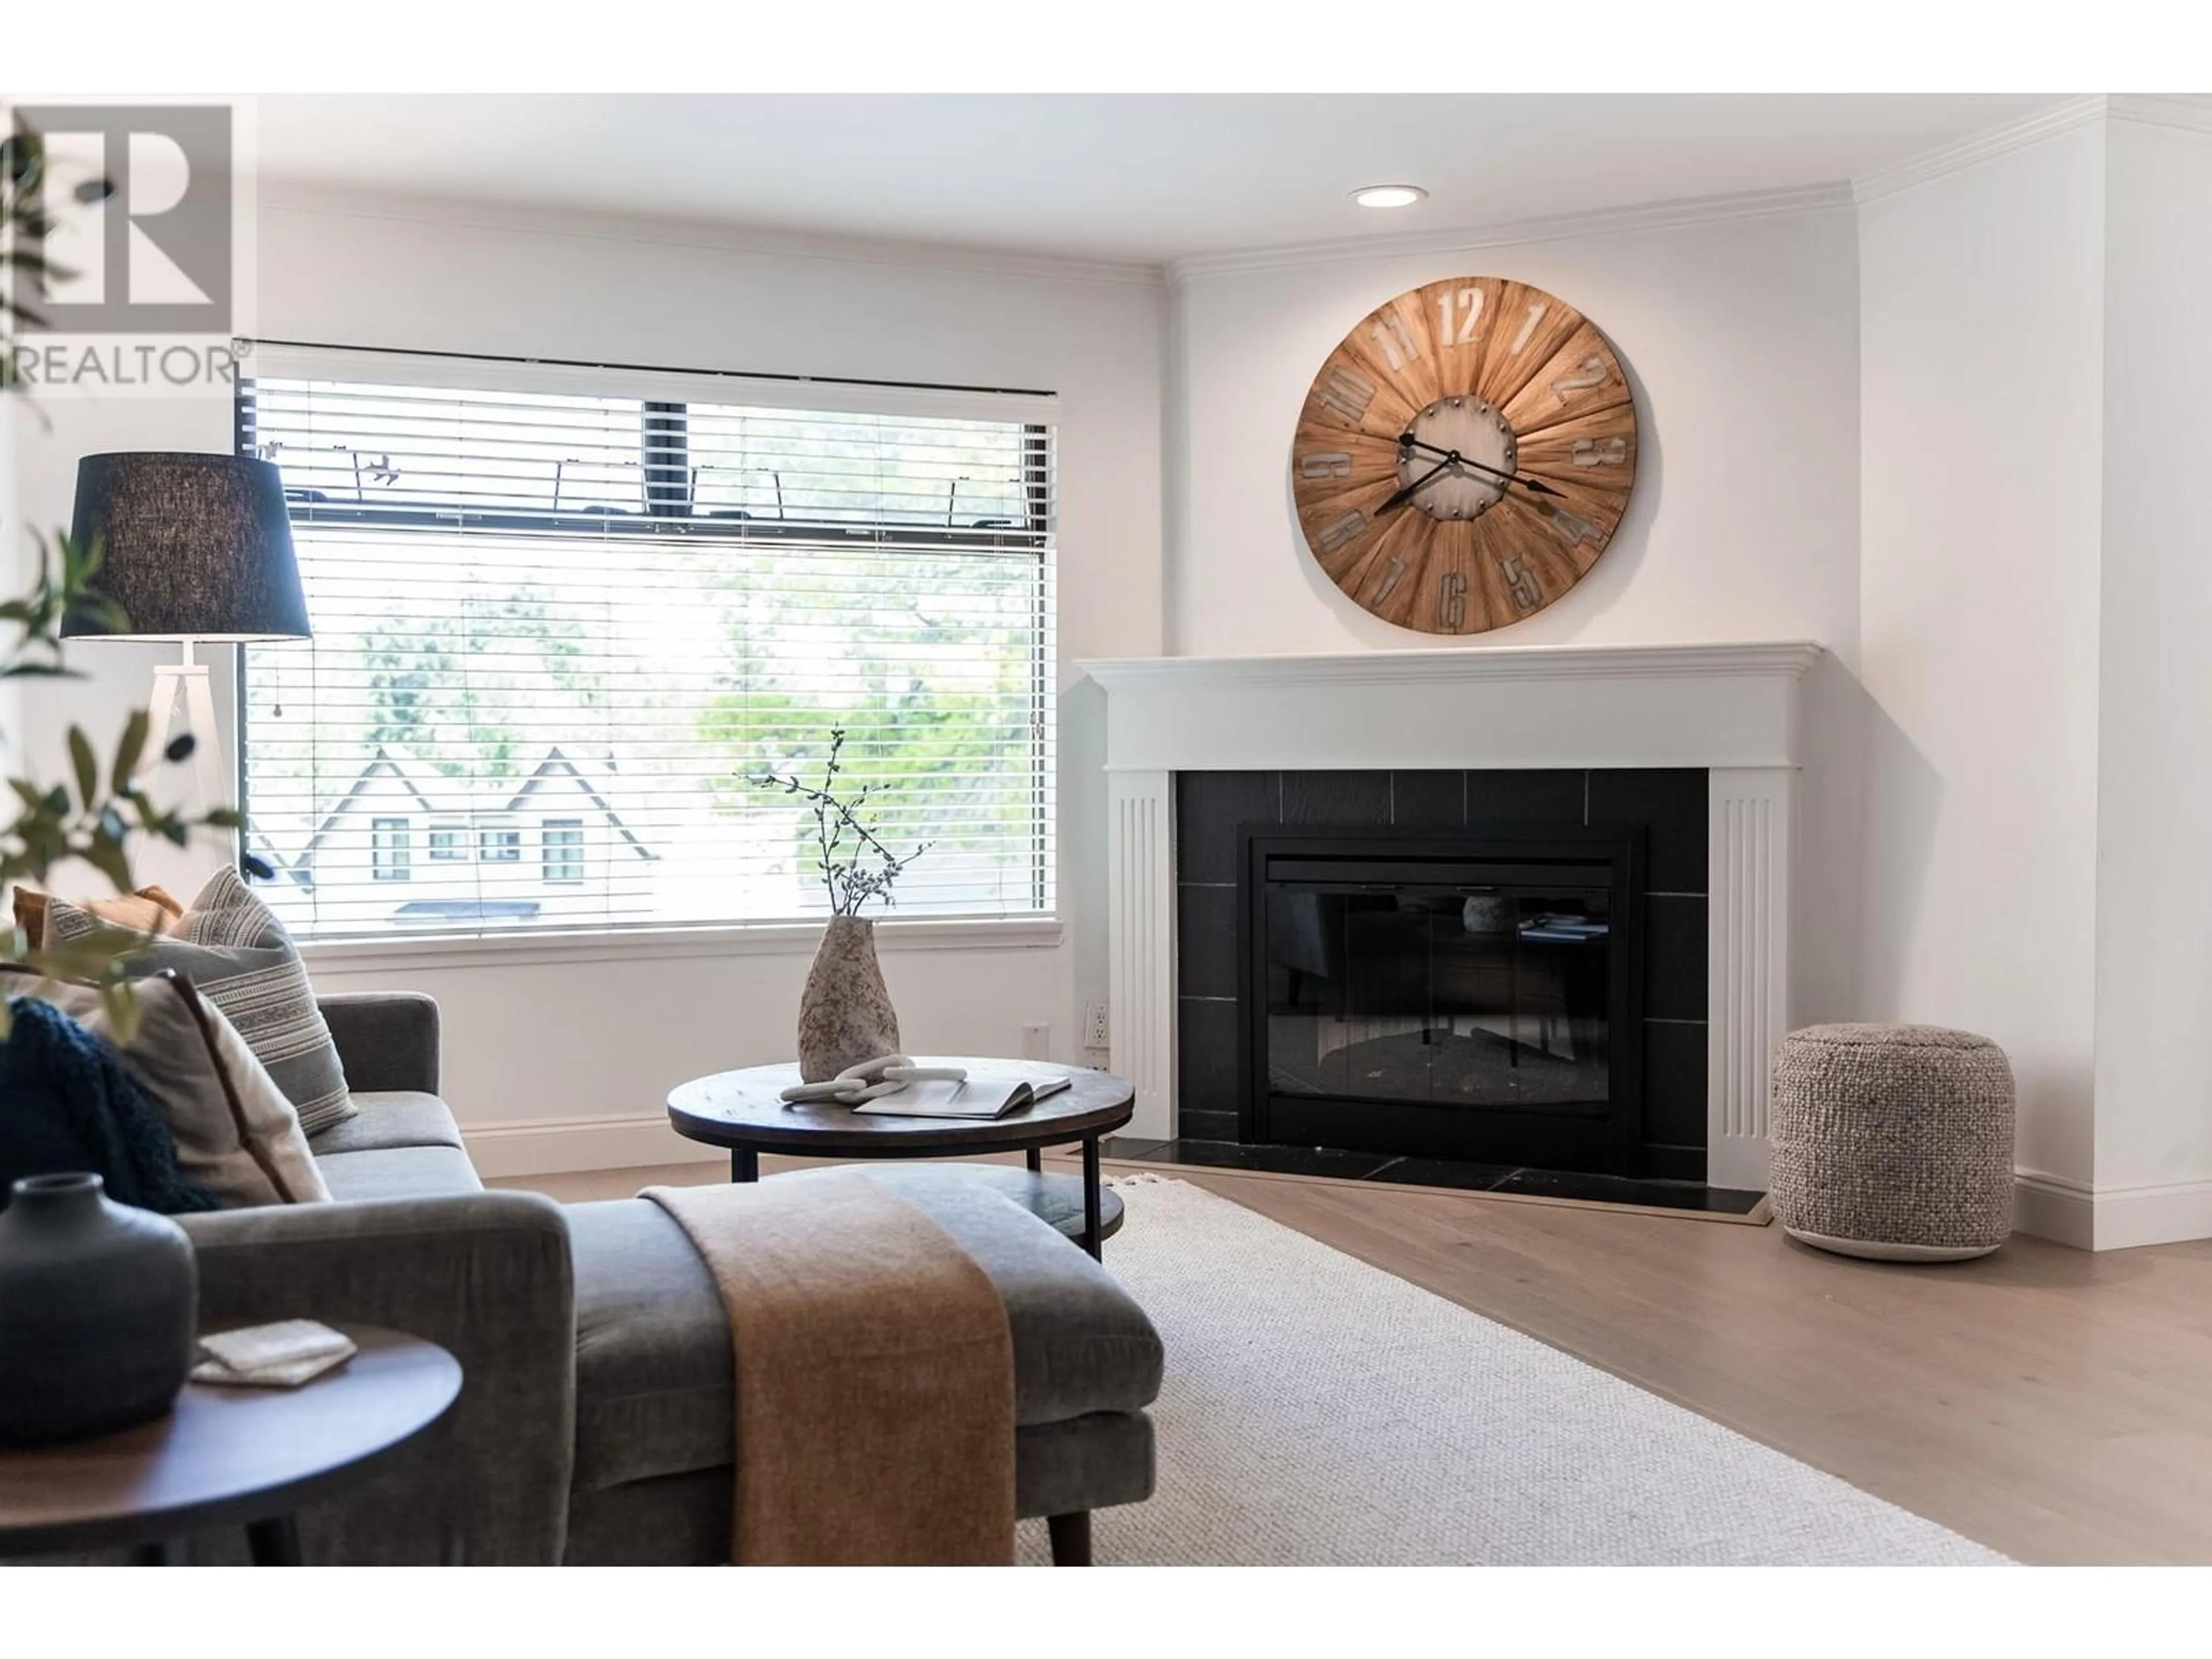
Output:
[2108, 93, 2212, 138]
[1852, 96, 2106, 204]
[1164, 183, 1855, 286]
[255, 180, 1168, 289]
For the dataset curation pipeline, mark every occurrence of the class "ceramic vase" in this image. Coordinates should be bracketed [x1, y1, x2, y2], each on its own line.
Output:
[797, 916, 901, 1083]
[0, 1173, 198, 1447]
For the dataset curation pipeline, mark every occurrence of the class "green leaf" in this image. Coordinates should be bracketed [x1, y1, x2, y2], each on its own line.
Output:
[66, 725, 97, 810]
[81, 833, 133, 892]
[203, 807, 244, 829]
[111, 709, 149, 793]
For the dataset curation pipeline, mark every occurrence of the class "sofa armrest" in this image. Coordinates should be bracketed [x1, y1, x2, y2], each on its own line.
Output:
[319, 991, 440, 1095]
[180, 1191, 575, 1564]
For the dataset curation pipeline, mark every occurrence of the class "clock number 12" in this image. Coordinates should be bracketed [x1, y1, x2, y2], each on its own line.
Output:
[1435, 287, 1484, 346]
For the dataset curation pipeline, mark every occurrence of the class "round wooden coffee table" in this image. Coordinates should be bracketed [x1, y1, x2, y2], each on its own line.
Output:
[0, 1324, 459, 1565]
[667, 1060, 1135, 1259]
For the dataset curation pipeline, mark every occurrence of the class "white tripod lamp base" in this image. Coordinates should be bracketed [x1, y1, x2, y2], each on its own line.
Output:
[146, 660, 225, 816]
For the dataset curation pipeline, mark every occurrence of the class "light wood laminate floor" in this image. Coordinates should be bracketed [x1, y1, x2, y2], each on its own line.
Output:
[495, 1154, 2212, 1565]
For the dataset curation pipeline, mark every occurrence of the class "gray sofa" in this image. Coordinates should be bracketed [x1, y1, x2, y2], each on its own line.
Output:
[177, 993, 1163, 1565]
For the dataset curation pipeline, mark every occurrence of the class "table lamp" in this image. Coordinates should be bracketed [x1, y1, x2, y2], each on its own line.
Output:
[62, 452, 310, 812]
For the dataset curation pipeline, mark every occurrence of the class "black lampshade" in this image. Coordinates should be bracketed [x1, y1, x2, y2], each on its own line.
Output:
[62, 452, 310, 642]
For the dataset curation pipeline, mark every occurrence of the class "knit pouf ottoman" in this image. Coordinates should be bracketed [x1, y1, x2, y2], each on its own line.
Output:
[1768, 1024, 2015, 1262]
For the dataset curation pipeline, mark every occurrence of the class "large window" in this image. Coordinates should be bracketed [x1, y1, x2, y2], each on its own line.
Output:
[237, 346, 1057, 941]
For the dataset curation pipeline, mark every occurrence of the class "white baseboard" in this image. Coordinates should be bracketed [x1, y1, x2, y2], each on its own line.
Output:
[2085, 1177, 2212, 1252]
[2014, 1167, 2212, 1251]
[2012, 1169, 2096, 1249]
[462, 1112, 724, 1180]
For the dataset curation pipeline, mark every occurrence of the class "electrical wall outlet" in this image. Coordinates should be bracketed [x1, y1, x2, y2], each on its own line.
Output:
[1084, 1001, 1111, 1051]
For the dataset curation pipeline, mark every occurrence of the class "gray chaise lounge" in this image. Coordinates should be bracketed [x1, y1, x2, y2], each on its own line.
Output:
[177, 993, 1162, 1565]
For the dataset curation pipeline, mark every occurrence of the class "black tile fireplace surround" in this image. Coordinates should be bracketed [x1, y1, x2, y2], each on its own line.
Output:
[1173, 768, 1710, 1186]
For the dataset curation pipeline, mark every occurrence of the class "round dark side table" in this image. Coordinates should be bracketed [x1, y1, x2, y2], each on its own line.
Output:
[668, 1060, 1135, 1259]
[0, 1324, 460, 1565]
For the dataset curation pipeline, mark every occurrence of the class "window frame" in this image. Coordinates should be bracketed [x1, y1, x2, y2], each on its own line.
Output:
[231, 344, 1060, 946]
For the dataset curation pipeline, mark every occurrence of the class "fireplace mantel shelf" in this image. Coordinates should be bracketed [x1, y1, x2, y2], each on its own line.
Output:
[1081, 640, 1824, 693]
[1082, 639, 1825, 777]
[1087, 638, 1820, 1192]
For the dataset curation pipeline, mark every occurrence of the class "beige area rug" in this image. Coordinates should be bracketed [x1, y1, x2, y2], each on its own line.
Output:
[1013, 1176, 2005, 1566]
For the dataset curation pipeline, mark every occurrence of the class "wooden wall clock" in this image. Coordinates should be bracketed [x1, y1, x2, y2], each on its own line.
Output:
[1290, 276, 1638, 635]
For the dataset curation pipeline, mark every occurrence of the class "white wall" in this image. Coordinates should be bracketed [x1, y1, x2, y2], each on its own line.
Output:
[1168, 206, 1863, 659]
[1855, 125, 2109, 1206]
[2092, 118, 2212, 1215]
[14, 189, 1166, 1168]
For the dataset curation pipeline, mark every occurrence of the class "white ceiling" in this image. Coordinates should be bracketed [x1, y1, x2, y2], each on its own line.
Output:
[256, 94, 2069, 267]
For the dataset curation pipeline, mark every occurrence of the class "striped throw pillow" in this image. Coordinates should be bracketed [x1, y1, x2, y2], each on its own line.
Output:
[47, 868, 357, 1137]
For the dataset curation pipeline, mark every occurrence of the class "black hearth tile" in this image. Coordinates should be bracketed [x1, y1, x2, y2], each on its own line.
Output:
[1588, 768, 1709, 892]
[1464, 768, 1587, 828]
[1177, 1108, 1240, 1142]
[1177, 996, 1242, 1118]
[1643, 893, 1708, 1021]
[1177, 882, 1240, 999]
[1280, 770, 1392, 825]
[1642, 1018, 1709, 1148]
[1693, 1187, 1767, 1216]
[1389, 771, 1466, 828]
[1147, 1139, 1397, 1179]
[1366, 1156, 1520, 1192]
[1099, 1137, 1171, 1161]
[1176, 771, 1277, 885]
[1490, 1165, 1738, 1211]
[1642, 1141, 1708, 1184]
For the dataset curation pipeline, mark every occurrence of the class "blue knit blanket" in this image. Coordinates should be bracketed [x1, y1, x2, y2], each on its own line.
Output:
[0, 996, 217, 1214]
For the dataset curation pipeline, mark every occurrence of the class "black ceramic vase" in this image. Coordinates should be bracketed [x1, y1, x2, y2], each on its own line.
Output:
[0, 1173, 198, 1446]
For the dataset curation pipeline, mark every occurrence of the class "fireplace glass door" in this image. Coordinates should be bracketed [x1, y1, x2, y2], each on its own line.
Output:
[1247, 840, 1641, 1171]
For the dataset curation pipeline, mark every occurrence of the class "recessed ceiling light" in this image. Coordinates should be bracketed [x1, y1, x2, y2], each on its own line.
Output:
[1351, 184, 1427, 210]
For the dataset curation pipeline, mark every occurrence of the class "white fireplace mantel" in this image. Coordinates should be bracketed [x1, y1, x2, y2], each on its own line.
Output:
[1078, 641, 1825, 1192]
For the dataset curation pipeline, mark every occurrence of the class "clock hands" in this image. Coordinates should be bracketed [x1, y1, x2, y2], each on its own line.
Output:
[1395, 433, 1565, 499]
[1377, 453, 1458, 514]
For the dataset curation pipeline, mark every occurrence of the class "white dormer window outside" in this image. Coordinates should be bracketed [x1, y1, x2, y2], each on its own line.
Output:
[544, 819, 586, 885]
[370, 817, 412, 883]
[428, 824, 470, 861]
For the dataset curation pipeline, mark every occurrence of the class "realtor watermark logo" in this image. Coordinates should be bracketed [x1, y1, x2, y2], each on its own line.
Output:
[2, 99, 254, 396]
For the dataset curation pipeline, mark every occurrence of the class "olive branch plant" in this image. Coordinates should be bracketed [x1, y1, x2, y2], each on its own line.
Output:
[749, 729, 931, 917]
[1, 122, 244, 1036]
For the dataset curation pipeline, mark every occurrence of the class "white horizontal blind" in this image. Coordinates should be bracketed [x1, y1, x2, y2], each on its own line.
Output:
[237, 348, 1056, 941]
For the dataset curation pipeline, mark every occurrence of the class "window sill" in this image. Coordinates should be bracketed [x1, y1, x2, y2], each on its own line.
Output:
[298, 914, 1066, 975]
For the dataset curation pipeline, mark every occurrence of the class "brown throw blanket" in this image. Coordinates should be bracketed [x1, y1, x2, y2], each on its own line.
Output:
[642, 1172, 1016, 1565]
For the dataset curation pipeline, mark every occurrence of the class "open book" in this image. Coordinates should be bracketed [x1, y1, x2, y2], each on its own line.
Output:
[851, 1071, 1073, 1119]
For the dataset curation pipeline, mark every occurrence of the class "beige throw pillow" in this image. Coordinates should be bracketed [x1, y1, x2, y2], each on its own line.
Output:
[0, 967, 329, 1207]
[47, 868, 355, 1137]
